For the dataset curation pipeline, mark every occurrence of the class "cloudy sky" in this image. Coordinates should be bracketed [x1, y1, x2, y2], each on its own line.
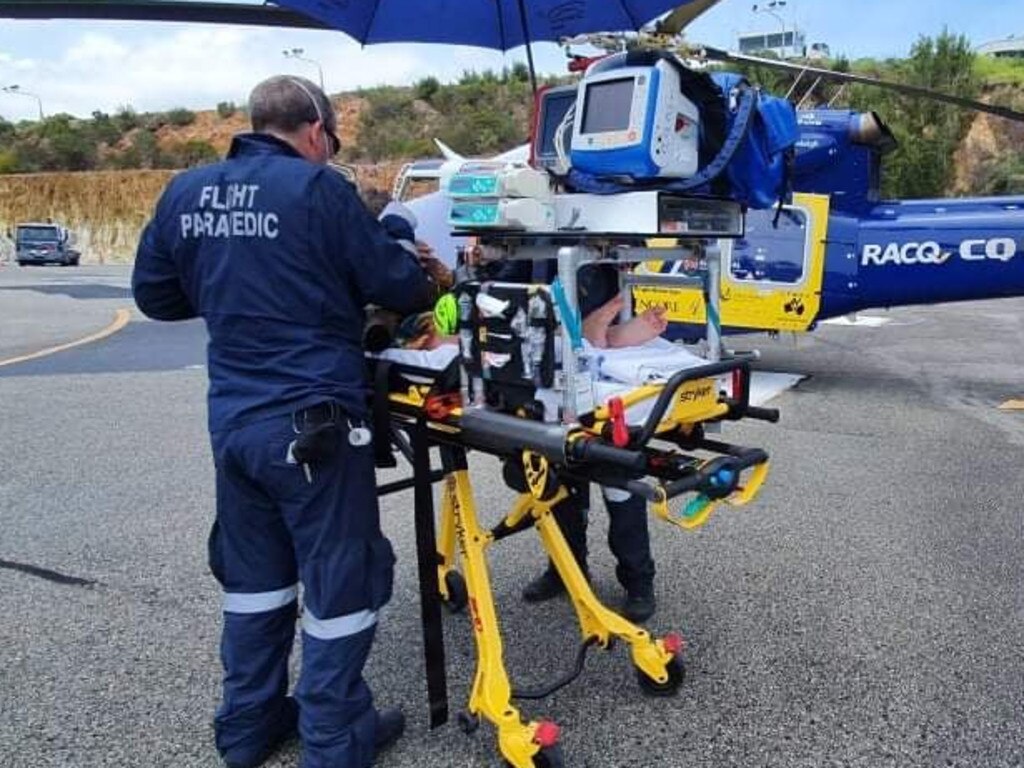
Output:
[1, 0, 1022, 122]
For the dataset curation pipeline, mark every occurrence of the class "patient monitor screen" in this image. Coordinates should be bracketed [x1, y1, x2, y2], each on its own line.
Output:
[581, 77, 634, 134]
[538, 89, 577, 158]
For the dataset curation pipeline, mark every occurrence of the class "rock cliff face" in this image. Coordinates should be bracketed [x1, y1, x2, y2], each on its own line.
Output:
[952, 85, 1024, 195]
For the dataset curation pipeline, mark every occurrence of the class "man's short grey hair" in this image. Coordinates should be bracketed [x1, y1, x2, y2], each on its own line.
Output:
[248, 75, 337, 135]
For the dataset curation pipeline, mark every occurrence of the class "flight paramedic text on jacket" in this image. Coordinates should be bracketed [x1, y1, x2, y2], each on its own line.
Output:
[132, 75, 440, 768]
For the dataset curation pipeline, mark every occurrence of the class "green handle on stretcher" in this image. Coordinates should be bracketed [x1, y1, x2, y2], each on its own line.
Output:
[651, 460, 770, 531]
[672, 495, 718, 530]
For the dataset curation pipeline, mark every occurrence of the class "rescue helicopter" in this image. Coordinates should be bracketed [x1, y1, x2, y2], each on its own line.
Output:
[584, 7, 1024, 339]
[4, 0, 1024, 341]
[387, 0, 1024, 339]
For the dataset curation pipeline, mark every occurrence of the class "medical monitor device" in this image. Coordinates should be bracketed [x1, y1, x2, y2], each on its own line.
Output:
[570, 55, 700, 180]
[530, 85, 578, 171]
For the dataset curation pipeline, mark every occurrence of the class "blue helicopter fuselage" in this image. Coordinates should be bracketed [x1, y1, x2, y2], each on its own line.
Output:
[657, 107, 1024, 339]
[797, 108, 1024, 322]
[821, 197, 1024, 319]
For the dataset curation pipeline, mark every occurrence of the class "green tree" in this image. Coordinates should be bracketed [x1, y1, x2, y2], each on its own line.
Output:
[846, 30, 978, 198]
[36, 114, 98, 171]
[114, 105, 140, 132]
[89, 110, 121, 146]
[164, 107, 196, 127]
[131, 130, 161, 168]
[0, 149, 18, 173]
[414, 77, 440, 103]
[976, 151, 1024, 195]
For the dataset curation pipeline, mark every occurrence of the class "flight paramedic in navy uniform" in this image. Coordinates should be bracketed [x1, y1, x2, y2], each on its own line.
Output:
[132, 75, 442, 768]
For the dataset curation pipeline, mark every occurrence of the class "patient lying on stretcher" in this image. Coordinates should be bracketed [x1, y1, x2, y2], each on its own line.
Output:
[385, 293, 670, 354]
[375, 294, 712, 391]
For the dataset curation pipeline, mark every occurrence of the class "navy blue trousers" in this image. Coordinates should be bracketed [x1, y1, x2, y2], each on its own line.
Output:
[209, 411, 394, 768]
[550, 482, 655, 594]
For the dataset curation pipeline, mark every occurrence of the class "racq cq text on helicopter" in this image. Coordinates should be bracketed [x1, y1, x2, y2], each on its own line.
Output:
[5, 0, 1024, 340]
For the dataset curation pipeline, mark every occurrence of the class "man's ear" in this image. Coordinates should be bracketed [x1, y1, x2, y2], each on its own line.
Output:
[296, 121, 323, 162]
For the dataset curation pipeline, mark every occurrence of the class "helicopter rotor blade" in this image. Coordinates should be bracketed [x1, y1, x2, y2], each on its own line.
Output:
[701, 46, 1024, 124]
[655, 0, 723, 36]
[0, 0, 329, 29]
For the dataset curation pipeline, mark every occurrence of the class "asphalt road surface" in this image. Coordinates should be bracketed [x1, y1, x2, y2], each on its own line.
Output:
[1, 265, 1022, 768]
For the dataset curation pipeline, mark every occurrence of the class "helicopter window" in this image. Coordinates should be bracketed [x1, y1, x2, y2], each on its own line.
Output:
[728, 206, 810, 286]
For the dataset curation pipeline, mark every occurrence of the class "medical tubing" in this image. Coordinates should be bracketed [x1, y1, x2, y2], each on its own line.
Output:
[512, 637, 599, 701]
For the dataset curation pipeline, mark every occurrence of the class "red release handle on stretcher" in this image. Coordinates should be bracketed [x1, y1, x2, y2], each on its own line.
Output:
[608, 397, 629, 448]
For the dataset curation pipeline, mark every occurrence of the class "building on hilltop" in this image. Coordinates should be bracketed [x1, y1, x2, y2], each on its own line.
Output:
[977, 35, 1024, 59]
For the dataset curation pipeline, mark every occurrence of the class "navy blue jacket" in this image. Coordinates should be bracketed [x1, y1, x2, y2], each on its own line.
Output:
[133, 133, 436, 432]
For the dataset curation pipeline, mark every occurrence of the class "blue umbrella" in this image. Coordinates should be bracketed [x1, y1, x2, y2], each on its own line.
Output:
[271, 0, 706, 92]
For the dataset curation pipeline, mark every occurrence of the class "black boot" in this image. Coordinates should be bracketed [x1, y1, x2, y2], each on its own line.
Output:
[522, 565, 591, 602]
[374, 708, 405, 756]
[222, 697, 298, 768]
[622, 587, 656, 623]
[522, 568, 567, 602]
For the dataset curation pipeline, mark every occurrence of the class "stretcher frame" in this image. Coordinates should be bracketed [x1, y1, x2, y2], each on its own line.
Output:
[375, 230, 779, 768]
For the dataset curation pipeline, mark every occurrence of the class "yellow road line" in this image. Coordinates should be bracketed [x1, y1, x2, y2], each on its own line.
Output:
[0, 308, 131, 369]
[998, 399, 1024, 411]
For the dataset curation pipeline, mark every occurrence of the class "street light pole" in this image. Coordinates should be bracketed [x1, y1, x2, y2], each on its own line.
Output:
[752, 1, 788, 56]
[1, 84, 44, 120]
[282, 47, 326, 92]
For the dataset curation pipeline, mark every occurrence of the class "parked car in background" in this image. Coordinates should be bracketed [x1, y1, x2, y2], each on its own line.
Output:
[15, 222, 80, 266]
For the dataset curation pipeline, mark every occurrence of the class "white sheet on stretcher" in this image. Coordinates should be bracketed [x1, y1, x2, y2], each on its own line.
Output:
[377, 338, 703, 384]
[377, 339, 801, 421]
[378, 339, 714, 424]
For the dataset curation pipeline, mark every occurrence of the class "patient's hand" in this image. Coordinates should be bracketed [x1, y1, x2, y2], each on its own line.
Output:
[606, 305, 668, 348]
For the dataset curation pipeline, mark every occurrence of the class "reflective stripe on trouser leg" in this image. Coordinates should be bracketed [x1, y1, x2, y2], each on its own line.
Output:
[223, 584, 299, 614]
[602, 486, 632, 503]
[297, 623, 378, 768]
[302, 607, 378, 640]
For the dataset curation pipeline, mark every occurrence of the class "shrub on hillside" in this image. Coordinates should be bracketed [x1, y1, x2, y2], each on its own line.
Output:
[89, 111, 121, 146]
[131, 130, 161, 169]
[414, 77, 440, 103]
[217, 101, 237, 119]
[165, 139, 220, 168]
[0, 150, 18, 174]
[164, 108, 197, 127]
[115, 105, 140, 132]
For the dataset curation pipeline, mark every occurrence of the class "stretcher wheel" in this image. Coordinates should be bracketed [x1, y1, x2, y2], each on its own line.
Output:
[636, 656, 685, 697]
[504, 744, 565, 768]
[456, 711, 480, 734]
[442, 570, 468, 613]
[534, 745, 565, 768]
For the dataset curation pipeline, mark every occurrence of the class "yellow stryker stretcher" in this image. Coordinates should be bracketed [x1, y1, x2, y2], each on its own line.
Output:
[371, 232, 779, 768]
